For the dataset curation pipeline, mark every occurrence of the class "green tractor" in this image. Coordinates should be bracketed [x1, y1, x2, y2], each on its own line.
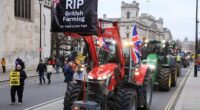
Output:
[141, 40, 178, 91]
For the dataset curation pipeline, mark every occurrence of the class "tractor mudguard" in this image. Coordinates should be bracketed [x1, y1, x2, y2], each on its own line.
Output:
[142, 54, 158, 82]
[134, 64, 149, 85]
[161, 64, 171, 68]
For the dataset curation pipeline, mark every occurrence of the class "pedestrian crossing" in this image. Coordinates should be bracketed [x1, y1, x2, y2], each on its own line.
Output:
[0, 74, 64, 89]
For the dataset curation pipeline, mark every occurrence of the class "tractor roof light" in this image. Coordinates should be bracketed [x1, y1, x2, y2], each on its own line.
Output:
[162, 40, 166, 44]
[145, 39, 149, 43]
[123, 40, 132, 47]
[112, 40, 116, 45]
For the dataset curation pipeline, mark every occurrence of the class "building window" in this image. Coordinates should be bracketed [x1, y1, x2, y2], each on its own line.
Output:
[126, 33, 129, 38]
[127, 26, 129, 30]
[14, 0, 32, 20]
[44, 0, 51, 7]
[127, 11, 130, 19]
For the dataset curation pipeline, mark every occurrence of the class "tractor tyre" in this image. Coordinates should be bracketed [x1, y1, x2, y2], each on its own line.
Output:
[171, 67, 177, 87]
[115, 89, 137, 110]
[63, 83, 82, 110]
[177, 63, 181, 77]
[158, 68, 171, 91]
[143, 71, 153, 110]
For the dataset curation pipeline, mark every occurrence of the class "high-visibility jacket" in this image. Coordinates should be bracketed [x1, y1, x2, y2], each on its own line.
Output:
[176, 55, 181, 62]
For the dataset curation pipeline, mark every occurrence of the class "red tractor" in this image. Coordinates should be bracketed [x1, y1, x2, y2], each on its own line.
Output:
[63, 20, 153, 110]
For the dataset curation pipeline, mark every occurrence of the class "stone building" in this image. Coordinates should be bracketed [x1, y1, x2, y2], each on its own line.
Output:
[105, 1, 172, 41]
[0, 0, 52, 69]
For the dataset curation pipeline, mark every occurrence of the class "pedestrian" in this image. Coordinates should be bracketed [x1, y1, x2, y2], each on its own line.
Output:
[52, 57, 56, 69]
[10, 65, 27, 105]
[56, 58, 60, 74]
[73, 65, 84, 81]
[36, 60, 46, 85]
[63, 61, 74, 85]
[46, 60, 54, 84]
[15, 58, 25, 70]
[1, 57, 6, 73]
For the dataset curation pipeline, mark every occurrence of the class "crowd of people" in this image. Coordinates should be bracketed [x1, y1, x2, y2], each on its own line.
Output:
[6, 56, 87, 105]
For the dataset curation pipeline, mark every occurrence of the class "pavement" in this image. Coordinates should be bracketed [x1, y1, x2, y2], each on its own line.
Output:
[0, 68, 62, 82]
[174, 68, 200, 110]
[0, 68, 37, 82]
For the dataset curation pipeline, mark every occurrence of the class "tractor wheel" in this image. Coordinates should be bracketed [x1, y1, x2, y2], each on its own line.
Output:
[158, 68, 171, 91]
[115, 89, 137, 110]
[63, 83, 82, 110]
[143, 72, 153, 110]
[171, 68, 177, 87]
[177, 63, 181, 77]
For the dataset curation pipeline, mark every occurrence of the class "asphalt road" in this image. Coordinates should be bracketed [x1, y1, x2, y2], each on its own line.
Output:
[0, 66, 192, 110]
[150, 65, 192, 110]
[0, 73, 66, 110]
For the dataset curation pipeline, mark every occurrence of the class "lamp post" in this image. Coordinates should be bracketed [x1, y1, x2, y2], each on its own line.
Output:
[39, 0, 43, 62]
[195, 0, 199, 77]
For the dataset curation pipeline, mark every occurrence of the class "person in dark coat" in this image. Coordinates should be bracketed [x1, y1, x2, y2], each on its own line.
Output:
[63, 61, 74, 84]
[36, 60, 46, 85]
[10, 65, 27, 104]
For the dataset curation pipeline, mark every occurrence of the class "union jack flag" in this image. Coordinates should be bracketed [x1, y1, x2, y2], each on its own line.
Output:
[96, 37, 109, 52]
[131, 25, 142, 63]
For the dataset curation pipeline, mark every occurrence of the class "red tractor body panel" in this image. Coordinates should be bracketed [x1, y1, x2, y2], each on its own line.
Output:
[134, 64, 149, 85]
[89, 63, 118, 91]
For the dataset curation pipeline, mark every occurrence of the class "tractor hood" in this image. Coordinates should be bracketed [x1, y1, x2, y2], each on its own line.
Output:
[88, 63, 118, 80]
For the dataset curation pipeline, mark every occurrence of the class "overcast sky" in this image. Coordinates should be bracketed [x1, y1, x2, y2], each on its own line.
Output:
[98, 0, 196, 41]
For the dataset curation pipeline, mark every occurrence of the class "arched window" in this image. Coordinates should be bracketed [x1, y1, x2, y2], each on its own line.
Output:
[14, 0, 32, 20]
[127, 11, 130, 19]
[126, 33, 129, 38]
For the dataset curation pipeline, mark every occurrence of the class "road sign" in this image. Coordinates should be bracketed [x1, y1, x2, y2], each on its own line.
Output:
[10, 71, 20, 86]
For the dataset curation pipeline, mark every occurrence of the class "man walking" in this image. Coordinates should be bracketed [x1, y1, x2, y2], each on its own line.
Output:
[63, 61, 74, 84]
[10, 65, 27, 104]
[36, 60, 46, 85]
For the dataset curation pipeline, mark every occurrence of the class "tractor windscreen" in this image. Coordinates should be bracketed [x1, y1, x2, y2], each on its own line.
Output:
[97, 39, 117, 65]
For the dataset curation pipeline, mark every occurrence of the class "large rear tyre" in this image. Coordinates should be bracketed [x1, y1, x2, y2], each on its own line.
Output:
[63, 83, 82, 110]
[143, 73, 153, 110]
[115, 89, 137, 110]
[158, 68, 171, 91]
[171, 67, 177, 87]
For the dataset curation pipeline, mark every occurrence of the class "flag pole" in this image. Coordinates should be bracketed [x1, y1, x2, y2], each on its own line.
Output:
[129, 43, 132, 82]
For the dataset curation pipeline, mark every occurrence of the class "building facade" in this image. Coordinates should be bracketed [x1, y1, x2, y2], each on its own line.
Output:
[0, 0, 51, 69]
[119, 1, 172, 41]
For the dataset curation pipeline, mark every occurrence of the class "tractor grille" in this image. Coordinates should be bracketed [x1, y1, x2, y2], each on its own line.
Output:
[86, 80, 105, 103]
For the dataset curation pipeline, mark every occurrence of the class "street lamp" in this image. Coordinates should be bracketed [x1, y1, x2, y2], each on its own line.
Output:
[195, 0, 199, 77]
[39, 0, 43, 62]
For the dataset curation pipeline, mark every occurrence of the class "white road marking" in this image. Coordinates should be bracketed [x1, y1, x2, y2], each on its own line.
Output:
[24, 96, 64, 110]
[164, 65, 193, 110]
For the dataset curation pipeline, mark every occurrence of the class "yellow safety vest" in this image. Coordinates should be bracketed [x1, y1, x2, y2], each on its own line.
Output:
[176, 55, 181, 62]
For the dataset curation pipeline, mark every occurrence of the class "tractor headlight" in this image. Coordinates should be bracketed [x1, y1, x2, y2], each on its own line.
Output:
[134, 68, 140, 76]
[149, 65, 155, 70]
[72, 106, 80, 110]
[163, 44, 165, 48]
[88, 75, 94, 79]
[135, 71, 140, 76]
[98, 75, 107, 80]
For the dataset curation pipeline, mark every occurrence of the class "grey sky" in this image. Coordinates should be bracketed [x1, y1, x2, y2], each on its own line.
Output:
[98, 0, 196, 41]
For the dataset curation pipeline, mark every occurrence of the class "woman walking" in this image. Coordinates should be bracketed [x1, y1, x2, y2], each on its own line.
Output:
[46, 60, 54, 84]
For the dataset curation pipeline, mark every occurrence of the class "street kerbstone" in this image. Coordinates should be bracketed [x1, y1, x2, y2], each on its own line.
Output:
[174, 70, 200, 110]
